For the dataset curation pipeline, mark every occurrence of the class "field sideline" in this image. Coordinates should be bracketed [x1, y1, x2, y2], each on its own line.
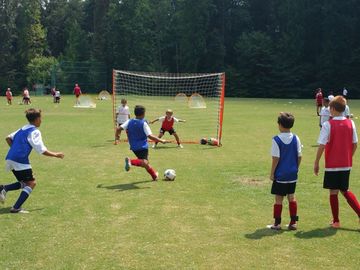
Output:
[0, 96, 359, 269]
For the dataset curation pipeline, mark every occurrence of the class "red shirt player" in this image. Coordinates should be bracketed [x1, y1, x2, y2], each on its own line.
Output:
[73, 83, 82, 105]
[150, 109, 186, 148]
[315, 88, 323, 116]
[314, 95, 360, 228]
[5, 88, 13, 105]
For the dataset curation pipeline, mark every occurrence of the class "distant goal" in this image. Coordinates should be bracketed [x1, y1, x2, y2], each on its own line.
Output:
[112, 70, 225, 145]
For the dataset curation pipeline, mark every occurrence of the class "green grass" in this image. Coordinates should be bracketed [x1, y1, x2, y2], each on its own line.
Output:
[0, 96, 359, 269]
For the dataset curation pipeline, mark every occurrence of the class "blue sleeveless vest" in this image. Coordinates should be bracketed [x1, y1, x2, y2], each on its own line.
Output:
[6, 127, 36, 164]
[127, 119, 148, 151]
[274, 135, 299, 182]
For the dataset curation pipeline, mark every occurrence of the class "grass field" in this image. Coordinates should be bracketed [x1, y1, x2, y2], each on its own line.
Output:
[0, 95, 359, 270]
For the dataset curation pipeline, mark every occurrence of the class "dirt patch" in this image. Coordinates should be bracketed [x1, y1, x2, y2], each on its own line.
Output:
[232, 176, 267, 186]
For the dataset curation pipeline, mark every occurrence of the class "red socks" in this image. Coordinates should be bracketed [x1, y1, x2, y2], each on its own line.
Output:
[330, 194, 339, 222]
[342, 191, 360, 217]
[130, 159, 142, 166]
[273, 204, 282, 225]
[289, 201, 298, 225]
[146, 167, 158, 180]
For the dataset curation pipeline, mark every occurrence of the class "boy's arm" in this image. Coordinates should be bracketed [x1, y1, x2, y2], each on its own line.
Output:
[5, 136, 12, 147]
[314, 144, 325, 176]
[270, 157, 279, 181]
[353, 143, 357, 156]
[148, 134, 167, 144]
[42, 150, 64, 159]
[149, 118, 159, 124]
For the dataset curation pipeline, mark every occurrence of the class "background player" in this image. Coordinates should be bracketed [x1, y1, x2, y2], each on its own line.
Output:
[6, 87, 13, 105]
[118, 105, 167, 181]
[0, 108, 64, 213]
[114, 98, 130, 145]
[315, 88, 323, 116]
[314, 96, 360, 228]
[73, 83, 82, 105]
[150, 109, 186, 148]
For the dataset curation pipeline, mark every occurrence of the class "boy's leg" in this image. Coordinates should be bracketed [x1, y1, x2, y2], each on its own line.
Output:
[287, 193, 298, 229]
[114, 126, 121, 145]
[11, 180, 36, 213]
[329, 190, 340, 226]
[173, 132, 183, 148]
[341, 190, 360, 217]
[128, 150, 158, 180]
[154, 132, 163, 147]
[273, 195, 284, 226]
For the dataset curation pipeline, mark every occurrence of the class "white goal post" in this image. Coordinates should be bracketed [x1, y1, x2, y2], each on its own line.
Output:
[112, 70, 225, 145]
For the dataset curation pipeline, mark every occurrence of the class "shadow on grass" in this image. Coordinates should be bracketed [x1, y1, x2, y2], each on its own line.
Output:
[97, 180, 152, 192]
[294, 227, 338, 239]
[295, 226, 359, 239]
[0, 207, 44, 215]
[245, 228, 284, 239]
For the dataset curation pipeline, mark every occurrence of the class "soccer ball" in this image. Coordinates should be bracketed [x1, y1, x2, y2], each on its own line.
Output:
[164, 169, 176, 181]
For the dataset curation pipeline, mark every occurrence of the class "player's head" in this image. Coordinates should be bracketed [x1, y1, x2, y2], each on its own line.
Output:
[317, 88, 322, 93]
[7, 87, 10, 91]
[166, 109, 173, 117]
[121, 98, 127, 105]
[75, 83, 78, 87]
[277, 112, 294, 129]
[134, 105, 145, 118]
[25, 108, 42, 127]
[323, 97, 330, 107]
[329, 96, 346, 113]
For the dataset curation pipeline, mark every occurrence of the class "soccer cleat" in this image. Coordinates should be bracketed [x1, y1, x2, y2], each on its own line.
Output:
[266, 224, 281, 230]
[124, 157, 131, 171]
[178, 144, 184, 149]
[286, 224, 297, 231]
[329, 221, 341, 229]
[114, 140, 120, 145]
[0, 186, 6, 204]
[152, 172, 159, 181]
[10, 207, 29, 214]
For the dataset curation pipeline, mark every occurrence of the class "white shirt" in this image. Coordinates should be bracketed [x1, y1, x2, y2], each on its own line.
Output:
[342, 105, 350, 117]
[158, 116, 179, 123]
[116, 105, 130, 124]
[317, 116, 358, 171]
[55, 91, 61, 97]
[121, 119, 152, 136]
[328, 95, 335, 101]
[23, 90, 30, 98]
[343, 88, 348, 96]
[271, 133, 302, 157]
[6, 125, 47, 171]
[320, 106, 331, 126]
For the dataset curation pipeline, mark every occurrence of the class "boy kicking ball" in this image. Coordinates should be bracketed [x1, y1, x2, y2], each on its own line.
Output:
[0, 109, 64, 213]
[119, 105, 168, 181]
[314, 96, 360, 228]
[150, 109, 186, 148]
[268, 112, 302, 230]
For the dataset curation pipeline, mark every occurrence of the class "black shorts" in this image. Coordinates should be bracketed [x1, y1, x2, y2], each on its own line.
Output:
[323, 171, 350, 191]
[271, 181, 296, 196]
[12, 169, 35, 182]
[160, 128, 176, 135]
[133, 149, 149, 160]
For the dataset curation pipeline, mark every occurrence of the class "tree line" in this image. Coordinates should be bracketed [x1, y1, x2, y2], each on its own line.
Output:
[1, 0, 360, 98]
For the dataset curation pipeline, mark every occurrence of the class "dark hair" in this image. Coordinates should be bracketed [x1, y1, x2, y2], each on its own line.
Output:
[329, 96, 346, 112]
[277, 112, 294, 129]
[134, 105, 145, 117]
[25, 108, 41, 123]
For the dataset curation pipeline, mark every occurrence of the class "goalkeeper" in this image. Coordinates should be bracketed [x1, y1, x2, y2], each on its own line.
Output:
[150, 109, 186, 148]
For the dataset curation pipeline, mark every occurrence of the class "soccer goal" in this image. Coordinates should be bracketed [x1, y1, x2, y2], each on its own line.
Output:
[112, 70, 225, 145]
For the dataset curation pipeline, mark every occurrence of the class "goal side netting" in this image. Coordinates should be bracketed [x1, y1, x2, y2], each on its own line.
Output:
[112, 70, 225, 145]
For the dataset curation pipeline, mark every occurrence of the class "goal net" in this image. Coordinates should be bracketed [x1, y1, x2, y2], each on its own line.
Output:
[112, 70, 225, 145]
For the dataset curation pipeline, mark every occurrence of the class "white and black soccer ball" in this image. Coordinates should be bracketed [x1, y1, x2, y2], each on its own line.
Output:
[164, 169, 176, 181]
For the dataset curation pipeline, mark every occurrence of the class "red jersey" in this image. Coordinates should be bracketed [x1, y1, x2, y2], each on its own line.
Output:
[316, 92, 323, 105]
[74, 86, 81, 96]
[161, 117, 175, 131]
[325, 119, 353, 168]
[6, 90, 12, 99]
